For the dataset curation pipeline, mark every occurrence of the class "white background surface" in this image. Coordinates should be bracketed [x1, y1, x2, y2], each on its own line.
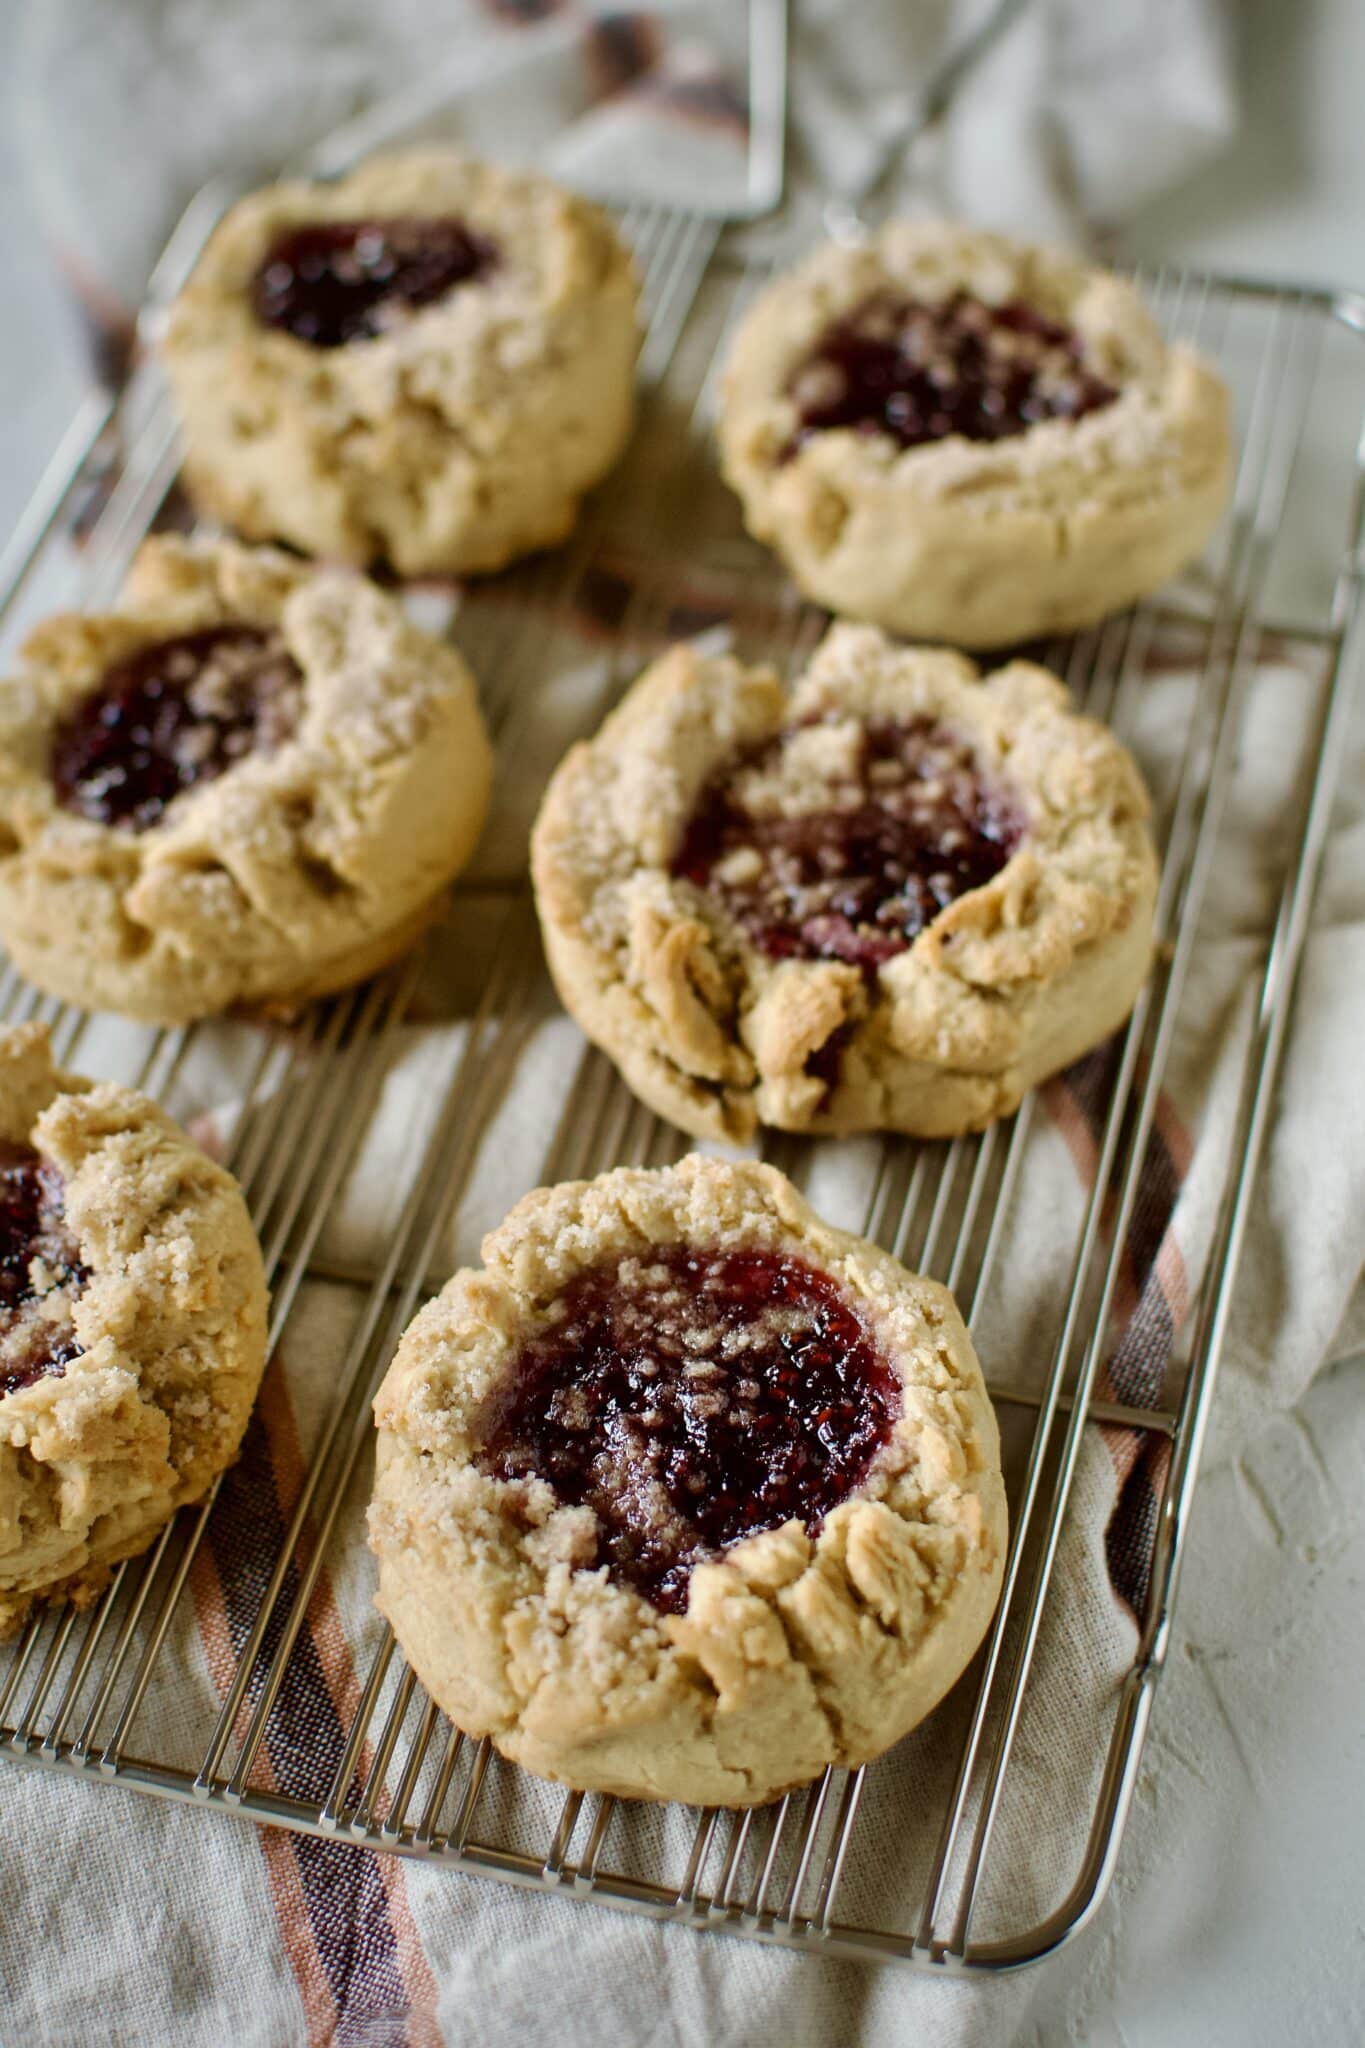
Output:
[2, 2, 1363, 2041]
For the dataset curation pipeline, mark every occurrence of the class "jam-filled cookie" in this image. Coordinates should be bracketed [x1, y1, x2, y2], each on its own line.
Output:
[0, 1023, 267, 1632]
[531, 622, 1157, 1142]
[369, 1155, 1005, 1807]
[0, 536, 492, 1023]
[162, 148, 640, 576]
[719, 221, 1230, 647]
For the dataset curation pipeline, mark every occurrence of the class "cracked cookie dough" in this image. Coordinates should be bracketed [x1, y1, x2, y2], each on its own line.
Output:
[368, 1155, 1006, 1807]
[718, 220, 1231, 647]
[162, 147, 640, 575]
[531, 621, 1158, 1143]
[0, 535, 492, 1023]
[0, 1022, 267, 1633]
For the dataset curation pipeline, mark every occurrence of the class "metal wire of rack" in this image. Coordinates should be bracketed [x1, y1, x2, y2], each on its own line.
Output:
[0, 192, 1361, 1975]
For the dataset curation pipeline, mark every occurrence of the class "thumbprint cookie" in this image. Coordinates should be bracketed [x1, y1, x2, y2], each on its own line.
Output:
[719, 220, 1230, 647]
[0, 536, 492, 1022]
[162, 148, 640, 576]
[531, 621, 1157, 1142]
[368, 1155, 1006, 1807]
[0, 1022, 267, 1632]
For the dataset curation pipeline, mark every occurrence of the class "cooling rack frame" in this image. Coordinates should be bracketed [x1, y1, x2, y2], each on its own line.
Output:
[0, 187, 1361, 1975]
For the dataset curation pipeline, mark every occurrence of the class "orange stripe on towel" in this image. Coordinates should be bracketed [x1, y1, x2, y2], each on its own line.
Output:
[190, 1545, 340, 2048]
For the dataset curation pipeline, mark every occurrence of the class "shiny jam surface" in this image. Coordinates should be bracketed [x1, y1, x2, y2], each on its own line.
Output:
[786, 291, 1119, 455]
[0, 1140, 87, 1398]
[251, 216, 498, 348]
[480, 1246, 901, 1613]
[51, 625, 303, 833]
[673, 716, 1021, 974]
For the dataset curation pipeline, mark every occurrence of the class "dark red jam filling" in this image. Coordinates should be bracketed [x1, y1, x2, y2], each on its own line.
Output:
[0, 1141, 87, 1398]
[786, 291, 1119, 456]
[251, 217, 498, 348]
[673, 717, 1022, 974]
[50, 625, 303, 833]
[480, 1247, 901, 1614]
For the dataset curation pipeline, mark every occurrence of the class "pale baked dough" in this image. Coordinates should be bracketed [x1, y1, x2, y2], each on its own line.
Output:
[0, 536, 493, 1023]
[0, 1022, 267, 1633]
[531, 622, 1158, 1143]
[368, 1155, 1006, 1808]
[162, 148, 640, 576]
[719, 220, 1231, 647]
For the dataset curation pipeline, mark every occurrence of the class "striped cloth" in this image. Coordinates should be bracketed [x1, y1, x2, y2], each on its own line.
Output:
[0, 561, 1358, 2048]
[6, 573, 1357, 2046]
[11, 5, 1363, 2044]
[12, 0, 1236, 371]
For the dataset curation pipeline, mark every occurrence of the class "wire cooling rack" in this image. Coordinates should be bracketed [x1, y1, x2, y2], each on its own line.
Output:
[0, 195, 1361, 1974]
